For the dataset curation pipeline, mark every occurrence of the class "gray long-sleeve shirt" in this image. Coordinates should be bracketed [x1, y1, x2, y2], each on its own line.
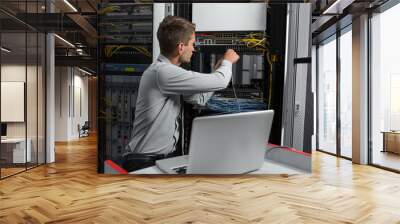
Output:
[127, 54, 233, 155]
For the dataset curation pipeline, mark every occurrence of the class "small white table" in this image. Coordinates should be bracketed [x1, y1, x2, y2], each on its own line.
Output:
[1, 138, 31, 163]
[130, 159, 305, 175]
[116, 146, 311, 175]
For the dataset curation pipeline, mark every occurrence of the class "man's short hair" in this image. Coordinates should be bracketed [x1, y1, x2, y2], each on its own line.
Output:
[157, 16, 196, 57]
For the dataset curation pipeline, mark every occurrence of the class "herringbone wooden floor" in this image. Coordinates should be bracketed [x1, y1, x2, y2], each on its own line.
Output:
[1, 135, 400, 224]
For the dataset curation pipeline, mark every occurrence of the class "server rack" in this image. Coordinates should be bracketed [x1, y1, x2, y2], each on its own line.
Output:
[98, 2, 153, 172]
[173, 3, 284, 154]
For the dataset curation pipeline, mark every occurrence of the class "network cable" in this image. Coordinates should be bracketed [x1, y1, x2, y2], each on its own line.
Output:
[231, 74, 241, 112]
[206, 97, 266, 114]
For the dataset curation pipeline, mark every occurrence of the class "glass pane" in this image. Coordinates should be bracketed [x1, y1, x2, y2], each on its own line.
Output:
[340, 29, 352, 158]
[38, 32, 45, 165]
[26, 0, 40, 169]
[1, 30, 27, 177]
[318, 37, 337, 154]
[371, 4, 400, 171]
[27, 31, 38, 169]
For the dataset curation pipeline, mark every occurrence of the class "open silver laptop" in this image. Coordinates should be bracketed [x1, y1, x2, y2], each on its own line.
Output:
[156, 110, 274, 174]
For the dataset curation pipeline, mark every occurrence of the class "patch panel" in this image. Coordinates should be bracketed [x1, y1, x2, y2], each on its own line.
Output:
[99, 3, 152, 16]
[196, 32, 263, 45]
[99, 22, 153, 34]
[195, 31, 268, 54]
[104, 63, 150, 73]
[101, 34, 152, 45]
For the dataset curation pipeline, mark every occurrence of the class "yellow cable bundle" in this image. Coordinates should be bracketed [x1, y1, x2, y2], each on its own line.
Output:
[240, 33, 268, 51]
[104, 45, 118, 58]
[98, 5, 120, 15]
[242, 38, 266, 50]
[109, 45, 124, 57]
[239, 33, 275, 108]
[132, 46, 151, 58]
[105, 45, 151, 58]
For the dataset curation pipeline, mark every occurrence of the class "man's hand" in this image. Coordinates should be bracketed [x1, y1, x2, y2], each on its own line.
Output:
[213, 49, 240, 71]
[223, 49, 240, 64]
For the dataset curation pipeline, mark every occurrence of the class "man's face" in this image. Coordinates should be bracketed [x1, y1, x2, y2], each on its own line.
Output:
[178, 33, 196, 64]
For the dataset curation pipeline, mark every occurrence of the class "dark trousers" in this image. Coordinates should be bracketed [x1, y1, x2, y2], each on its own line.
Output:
[121, 149, 182, 172]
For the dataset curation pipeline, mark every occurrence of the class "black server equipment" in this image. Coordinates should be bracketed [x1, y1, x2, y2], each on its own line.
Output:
[174, 3, 277, 154]
[98, 2, 153, 172]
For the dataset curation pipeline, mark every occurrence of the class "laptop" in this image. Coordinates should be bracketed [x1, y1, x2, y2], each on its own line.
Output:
[156, 110, 274, 174]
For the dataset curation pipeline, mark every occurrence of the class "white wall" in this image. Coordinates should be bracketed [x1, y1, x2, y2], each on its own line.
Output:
[55, 67, 89, 141]
[1, 65, 26, 81]
[55, 67, 69, 141]
[1, 65, 26, 139]
[153, 3, 174, 62]
[153, 3, 166, 62]
[1, 65, 38, 137]
[72, 72, 89, 138]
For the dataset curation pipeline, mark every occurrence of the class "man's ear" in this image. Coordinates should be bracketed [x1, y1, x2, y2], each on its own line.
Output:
[177, 42, 184, 55]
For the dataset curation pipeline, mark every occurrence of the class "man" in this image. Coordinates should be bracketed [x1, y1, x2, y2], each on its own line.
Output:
[124, 16, 239, 171]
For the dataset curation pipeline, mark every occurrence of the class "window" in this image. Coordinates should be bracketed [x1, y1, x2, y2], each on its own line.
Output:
[370, 3, 400, 171]
[315, 25, 353, 159]
[339, 28, 352, 158]
[317, 36, 337, 155]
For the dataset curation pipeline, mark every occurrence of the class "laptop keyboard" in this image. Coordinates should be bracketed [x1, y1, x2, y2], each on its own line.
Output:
[172, 166, 187, 174]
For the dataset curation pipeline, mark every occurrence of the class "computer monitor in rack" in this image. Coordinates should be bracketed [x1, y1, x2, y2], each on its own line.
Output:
[1, 123, 7, 138]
